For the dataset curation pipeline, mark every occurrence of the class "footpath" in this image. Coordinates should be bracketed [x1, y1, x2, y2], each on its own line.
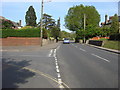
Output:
[1, 42, 60, 52]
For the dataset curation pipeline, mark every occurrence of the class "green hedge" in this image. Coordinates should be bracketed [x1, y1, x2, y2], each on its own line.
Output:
[0, 28, 41, 38]
[109, 33, 120, 41]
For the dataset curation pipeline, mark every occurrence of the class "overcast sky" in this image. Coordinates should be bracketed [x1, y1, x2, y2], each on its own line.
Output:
[1, 0, 119, 32]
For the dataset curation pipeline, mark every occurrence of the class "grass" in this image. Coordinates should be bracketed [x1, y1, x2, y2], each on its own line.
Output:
[103, 40, 120, 51]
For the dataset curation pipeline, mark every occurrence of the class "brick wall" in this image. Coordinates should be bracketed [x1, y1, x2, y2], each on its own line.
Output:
[0, 37, 42, 46]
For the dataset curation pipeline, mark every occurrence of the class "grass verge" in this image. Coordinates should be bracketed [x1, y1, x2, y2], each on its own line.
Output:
[103, 40, 120, 51]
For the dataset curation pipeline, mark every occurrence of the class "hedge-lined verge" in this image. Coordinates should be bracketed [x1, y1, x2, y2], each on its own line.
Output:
[0, 28, 41, 38]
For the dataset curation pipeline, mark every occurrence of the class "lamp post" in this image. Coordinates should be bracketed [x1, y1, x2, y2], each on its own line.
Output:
[40, 0, 44, 46]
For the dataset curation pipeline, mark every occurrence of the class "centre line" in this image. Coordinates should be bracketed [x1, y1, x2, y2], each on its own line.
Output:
[79, 48, 86, 52]
[91, 53, 110, 62]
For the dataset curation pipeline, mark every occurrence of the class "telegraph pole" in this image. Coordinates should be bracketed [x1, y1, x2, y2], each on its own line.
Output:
[83, 14, 86, 43]
[40, 0, 44, 46]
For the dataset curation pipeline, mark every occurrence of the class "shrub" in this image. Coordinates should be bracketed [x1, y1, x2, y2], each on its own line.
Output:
[109, 33, 120, 41]
[0, 28, 41, 38]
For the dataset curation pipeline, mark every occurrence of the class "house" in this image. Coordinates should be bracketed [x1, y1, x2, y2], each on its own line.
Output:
[101, 15, 120, 26]
[0, 16, 22, 29]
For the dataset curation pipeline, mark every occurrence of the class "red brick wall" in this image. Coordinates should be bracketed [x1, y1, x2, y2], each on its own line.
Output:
[0, 37, 41, 46]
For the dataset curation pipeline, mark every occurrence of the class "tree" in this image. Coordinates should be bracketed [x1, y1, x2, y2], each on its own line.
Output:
[51, 26, 60, 39]
[110, 14, 119, 34]
[25, 6, 37, 26]
[64, 4, 100, 41]
[2, 19, 14, 29]
[38, 13, 56, 30]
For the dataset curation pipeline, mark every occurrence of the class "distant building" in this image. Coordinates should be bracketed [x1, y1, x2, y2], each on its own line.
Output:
[101, 15, 120, 26]
[0, 16, 22, 29]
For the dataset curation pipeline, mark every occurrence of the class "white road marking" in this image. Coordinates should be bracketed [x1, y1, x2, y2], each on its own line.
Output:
[48, 49, 53, 57]
[75, 46, 77, 48]
[91, 53, 110, 62]
[53, 48, 64, 88]
[54, 49, 57, 54]
[56, 63, 58, 66]
[56, 68, 60, 73]
[56, 45, 60, 50]
[56, 65, 59, 69]
[79, 48, 86, 52]
[58, 79, 62, 84]
[57, 73, 61, 78]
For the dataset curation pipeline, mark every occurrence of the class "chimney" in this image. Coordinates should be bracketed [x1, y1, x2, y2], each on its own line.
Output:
[19, 20, 21, 26]
[105, 15, 108, 24]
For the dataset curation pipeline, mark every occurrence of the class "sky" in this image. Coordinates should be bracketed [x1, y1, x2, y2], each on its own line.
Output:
[1, 0, 119, 32]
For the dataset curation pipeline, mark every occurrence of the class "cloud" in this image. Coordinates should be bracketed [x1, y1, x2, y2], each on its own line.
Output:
[1, 0, 119, 2]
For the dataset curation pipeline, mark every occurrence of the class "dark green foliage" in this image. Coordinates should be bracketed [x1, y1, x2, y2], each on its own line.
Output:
[42, 29, 48, 39]
[2, 20, 14, 29]
[64, 4, 100, 31]
[109, 33, 120, 41]
[64, 4, 100, 40]
[25, 6, 37, 26]
[1, 28, 40, 38]
[38, 13, 56, 30]
[110, 14, 119, 34]
[50, 26, 60, 38]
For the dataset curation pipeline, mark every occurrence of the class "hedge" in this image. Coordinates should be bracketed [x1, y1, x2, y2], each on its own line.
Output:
[109, 33, 120, 41]
[0, 28, 41, 38]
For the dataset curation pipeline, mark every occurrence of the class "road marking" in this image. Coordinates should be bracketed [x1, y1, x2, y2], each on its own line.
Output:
[56, 45, 60, 50]
[56, 65, 59, 69]
[91, 53, 110, 62]
[57, 73, 61, 78]
[53, 48, 66, 89]
[79, 48, 86, 52]
[54, 49, 57, 54]
[56, 68, 60, 73]
[48, 49, 53, 57]
[75, 46, 77, 48]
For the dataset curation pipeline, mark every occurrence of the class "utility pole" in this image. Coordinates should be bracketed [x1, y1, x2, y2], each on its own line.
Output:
[83, 14, 86, 43]
[40, 0, 44, 46]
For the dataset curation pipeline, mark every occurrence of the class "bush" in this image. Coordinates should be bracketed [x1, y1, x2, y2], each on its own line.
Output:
[0, 28, 41, 38]
[109, 33, 120, 41]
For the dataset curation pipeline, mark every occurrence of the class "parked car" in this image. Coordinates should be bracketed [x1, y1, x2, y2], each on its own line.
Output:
[63, 38, 70, 44]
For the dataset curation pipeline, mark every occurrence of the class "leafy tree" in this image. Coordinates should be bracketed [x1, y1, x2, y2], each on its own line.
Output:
[25, 6, 37, 26]
[2, 20, 14, 29]
[38, 13, 56, 30]
[110, 14, 119, 34]
[64, 4, 100, 41]
[51, 26, 60, 39]
[60, 31, 75, 40]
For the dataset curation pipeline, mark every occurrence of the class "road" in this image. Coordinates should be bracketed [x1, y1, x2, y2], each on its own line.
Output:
[1, 42, 119, 89]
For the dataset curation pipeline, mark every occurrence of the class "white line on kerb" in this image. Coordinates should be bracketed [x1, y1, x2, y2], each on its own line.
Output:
[91, 53, 110, 62]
